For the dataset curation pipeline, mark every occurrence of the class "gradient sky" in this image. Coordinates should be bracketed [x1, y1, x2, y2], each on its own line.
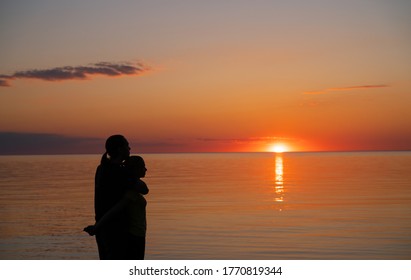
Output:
[1, 0, 410, 154]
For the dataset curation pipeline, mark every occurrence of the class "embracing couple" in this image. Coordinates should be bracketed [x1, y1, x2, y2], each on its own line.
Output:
[84, 135, 148, 260]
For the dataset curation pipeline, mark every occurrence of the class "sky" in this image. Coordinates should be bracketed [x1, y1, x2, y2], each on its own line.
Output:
[1, 0, 410, 154]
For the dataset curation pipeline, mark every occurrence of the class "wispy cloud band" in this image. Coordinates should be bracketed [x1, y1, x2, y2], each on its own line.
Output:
[198, 136, 295, 143]
[0, 61, 150, 87]
[304, 84, 389, 95]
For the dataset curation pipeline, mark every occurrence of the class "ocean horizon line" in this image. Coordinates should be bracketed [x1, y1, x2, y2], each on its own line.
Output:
[0, 150, 410, 157]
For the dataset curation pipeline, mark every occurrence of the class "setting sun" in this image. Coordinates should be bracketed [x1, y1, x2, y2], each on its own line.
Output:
[268, 143, 288, 153]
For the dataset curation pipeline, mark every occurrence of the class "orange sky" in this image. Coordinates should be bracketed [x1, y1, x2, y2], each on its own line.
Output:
[1, 1, 410, 154]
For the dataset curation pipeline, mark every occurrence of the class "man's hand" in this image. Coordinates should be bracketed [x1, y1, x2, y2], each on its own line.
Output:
[83, 225, 97, 236]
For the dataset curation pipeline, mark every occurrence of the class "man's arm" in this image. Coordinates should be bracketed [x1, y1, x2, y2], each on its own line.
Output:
[84, 192, 131, 236]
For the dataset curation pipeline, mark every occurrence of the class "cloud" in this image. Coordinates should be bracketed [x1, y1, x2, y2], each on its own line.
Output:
[0, 132, 103, 154]
[0, 61, 150, 87]
[0, 132, 188, 154]
[198, 136, 295, 143]
[303, 84, 390, 95]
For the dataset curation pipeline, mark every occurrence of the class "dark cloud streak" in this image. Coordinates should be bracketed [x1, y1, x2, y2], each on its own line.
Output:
[0, 61, 150, 87]
[304, 84, 390, 95]
[0, 132, 103, 155]
[198, 136, 296, 143]
[0, 132, 186, 155]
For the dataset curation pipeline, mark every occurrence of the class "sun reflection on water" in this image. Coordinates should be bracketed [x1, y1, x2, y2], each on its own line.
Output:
[274, 154, 284, 203]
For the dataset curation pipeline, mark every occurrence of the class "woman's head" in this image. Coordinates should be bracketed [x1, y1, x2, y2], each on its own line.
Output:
[126, 156, 147, 178]
[102, 135, 130, 163]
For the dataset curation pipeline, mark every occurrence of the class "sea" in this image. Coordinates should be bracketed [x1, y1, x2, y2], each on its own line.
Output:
[0, 152, 410, 260]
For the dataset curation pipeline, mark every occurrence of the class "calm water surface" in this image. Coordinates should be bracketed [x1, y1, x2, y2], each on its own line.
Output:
[0, 152, 410, 259]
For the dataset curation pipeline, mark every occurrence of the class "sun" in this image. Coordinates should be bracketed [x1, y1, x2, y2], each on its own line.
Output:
[268, 143, 288, 153]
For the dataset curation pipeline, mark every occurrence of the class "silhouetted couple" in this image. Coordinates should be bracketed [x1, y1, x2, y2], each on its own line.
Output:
[84, 135, 148, 260]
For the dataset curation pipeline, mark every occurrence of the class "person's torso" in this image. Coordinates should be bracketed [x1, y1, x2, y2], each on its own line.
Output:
[94, 163, 129, 231]
[126, 190, 147, 237]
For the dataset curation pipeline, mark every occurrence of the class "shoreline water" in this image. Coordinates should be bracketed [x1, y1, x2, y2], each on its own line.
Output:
[1, 152, 410, 259]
